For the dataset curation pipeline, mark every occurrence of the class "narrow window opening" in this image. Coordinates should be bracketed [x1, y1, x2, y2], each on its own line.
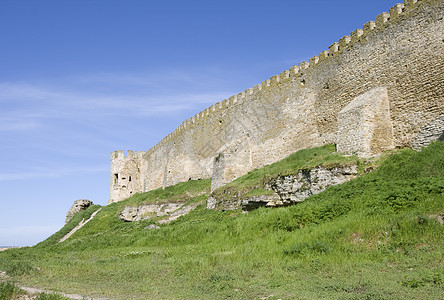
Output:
[129, 176, 132, 182]
[114, 173, 118, 184]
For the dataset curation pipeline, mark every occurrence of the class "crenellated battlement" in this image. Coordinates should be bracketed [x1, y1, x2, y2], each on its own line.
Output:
[143, 1, 429, 154]
[110, 150, 147, 204]
[111, 0, 443, 203]
[111, 150, 145, 160]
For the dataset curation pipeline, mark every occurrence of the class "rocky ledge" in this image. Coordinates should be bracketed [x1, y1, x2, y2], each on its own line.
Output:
[118, 201, 203, 224]
[119, 202, 184, 222]
[208, 164, 359, 211]
[65, 199, 94, 224]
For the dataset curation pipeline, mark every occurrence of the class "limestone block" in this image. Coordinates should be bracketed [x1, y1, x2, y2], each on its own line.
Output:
[337, 87, 394, 157]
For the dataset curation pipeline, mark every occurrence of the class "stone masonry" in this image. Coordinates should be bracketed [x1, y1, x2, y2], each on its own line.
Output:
[110, 0, 444, 204]
[110, 150, 146, 204]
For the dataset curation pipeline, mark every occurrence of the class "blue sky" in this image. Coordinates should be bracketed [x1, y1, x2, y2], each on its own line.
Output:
[0, 0, 401, 246]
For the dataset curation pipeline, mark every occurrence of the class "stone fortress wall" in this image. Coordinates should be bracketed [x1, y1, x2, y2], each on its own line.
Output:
[110, 0, 443, 204]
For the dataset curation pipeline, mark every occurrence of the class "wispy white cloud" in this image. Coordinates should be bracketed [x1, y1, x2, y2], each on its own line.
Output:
[0, 74, 232, 137]
[67, 68, 232, 89]
[0, 77, 230, 120]
[0, 82, 59, 101]
[0, 118, 39, 131]
[0, 165, 108, 181]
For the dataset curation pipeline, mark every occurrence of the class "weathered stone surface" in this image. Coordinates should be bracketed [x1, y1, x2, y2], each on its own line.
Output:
[337, 87, 394, 158]
[157, 201, 202, 224]
[119, 202, 185, 222]
[211, 135, 253, 192]
[118, 206, 139, 222]
[412, 114, 444, 151]
[65, 199, 94, 224]
[267, 165, 358, 202]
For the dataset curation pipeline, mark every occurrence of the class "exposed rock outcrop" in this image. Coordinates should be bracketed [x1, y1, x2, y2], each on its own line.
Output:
[209, 164, 358, 211]
[157, 202, 202, 224]
[118, 202, 184, 222]
[119, 201, 204, 224]
[65, 199, 94, 224]
[266, 165, 358, 203]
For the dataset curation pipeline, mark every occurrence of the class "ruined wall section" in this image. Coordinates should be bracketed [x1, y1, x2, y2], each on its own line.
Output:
[306, 0, 443, 147]
[110, 150, 146, 204]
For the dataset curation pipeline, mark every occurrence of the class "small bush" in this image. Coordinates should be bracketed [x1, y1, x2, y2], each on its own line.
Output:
[283, 241, 331, 256]
[401, 271, 443, 288]
[36, 293, 70, 300]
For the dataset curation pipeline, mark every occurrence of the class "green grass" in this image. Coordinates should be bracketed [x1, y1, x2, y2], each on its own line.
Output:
[124, 178, 211, 205]
[0, 142, 443, 299]
[36, 178, 211, 249]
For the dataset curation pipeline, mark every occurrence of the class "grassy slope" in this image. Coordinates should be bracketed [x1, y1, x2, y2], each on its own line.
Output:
[0, 143, 443, 299]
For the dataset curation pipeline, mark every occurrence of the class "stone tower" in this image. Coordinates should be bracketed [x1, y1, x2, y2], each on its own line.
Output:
[109, 150, 146, 204]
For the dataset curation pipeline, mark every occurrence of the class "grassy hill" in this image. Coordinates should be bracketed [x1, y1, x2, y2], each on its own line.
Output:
[0, 142, 443, 299]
